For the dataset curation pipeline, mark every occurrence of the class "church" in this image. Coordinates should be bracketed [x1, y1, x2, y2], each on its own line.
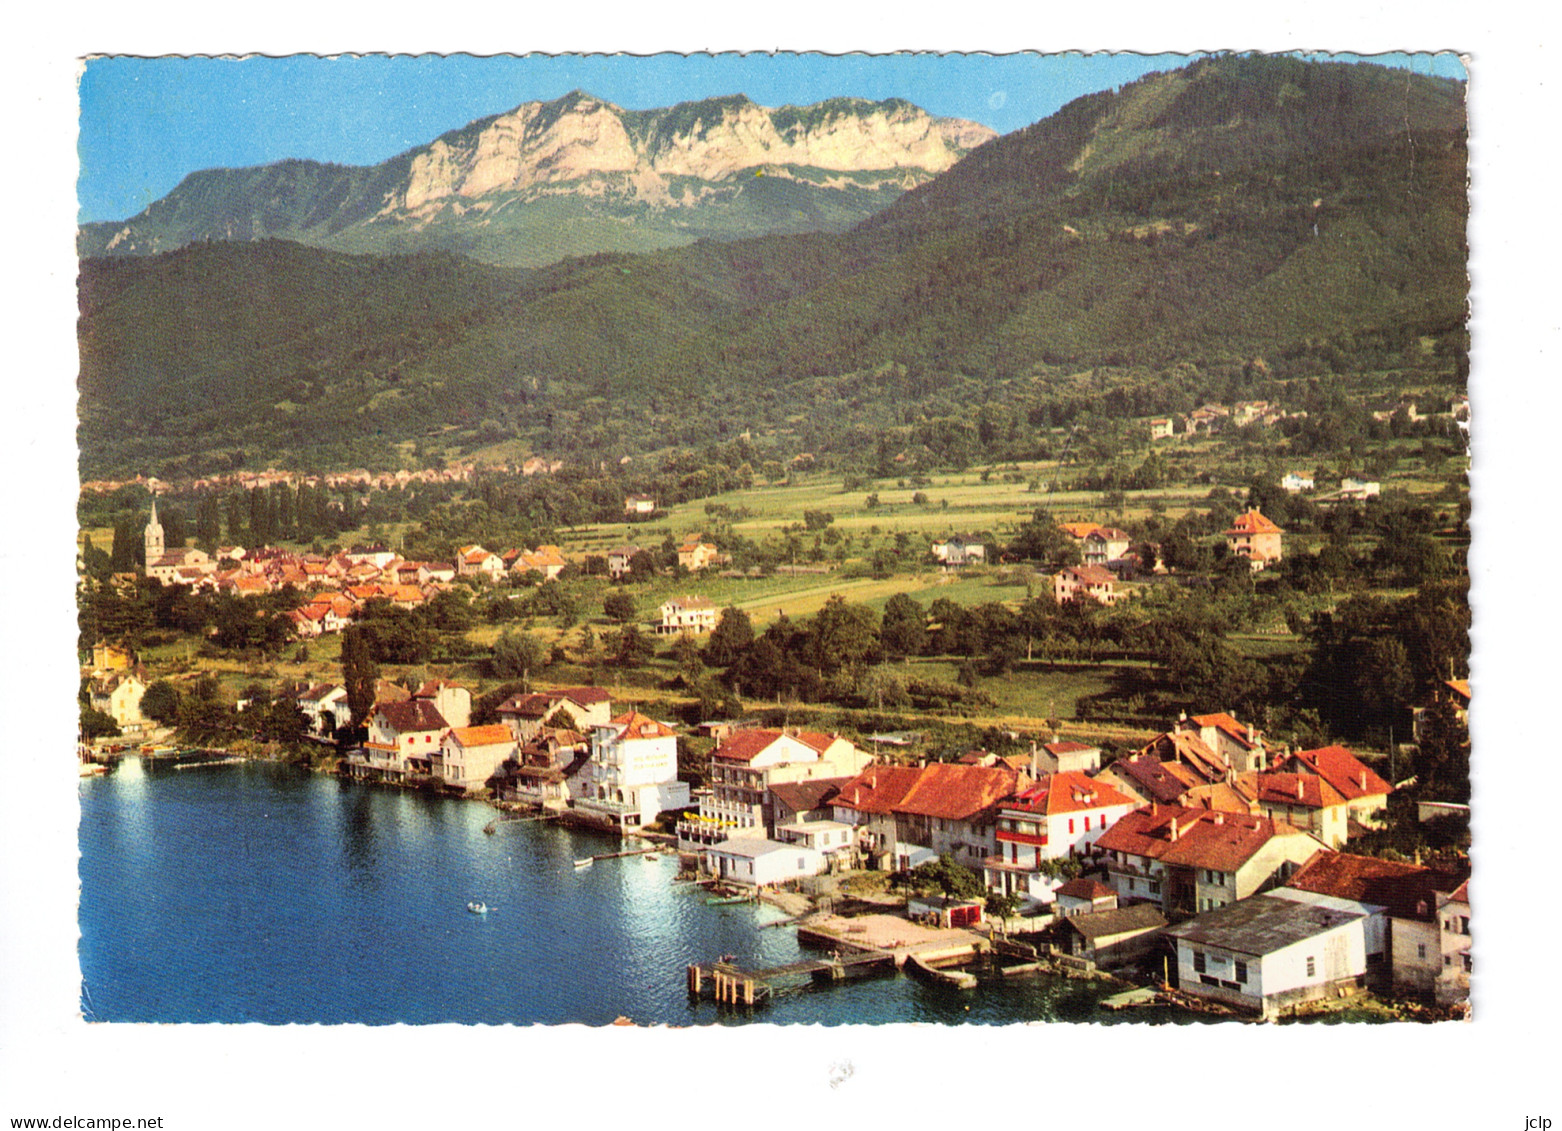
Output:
[143, 494, 215, 585]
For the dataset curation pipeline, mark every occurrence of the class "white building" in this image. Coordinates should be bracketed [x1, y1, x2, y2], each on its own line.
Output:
[434, 724, 517, 792]
[658, 596, 718, 636]
[704, 838, 825, 888]
[984, 772, 1137, 904]
[576, 711, 690, 832]
[1164, 893, 1369, 1019]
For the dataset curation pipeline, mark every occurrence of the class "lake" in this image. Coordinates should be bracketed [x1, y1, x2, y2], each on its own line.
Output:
[79, 758, 1274, 1026]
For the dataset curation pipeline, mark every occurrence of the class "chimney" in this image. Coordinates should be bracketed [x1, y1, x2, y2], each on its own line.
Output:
[1169, 817, 1180, 842]
[1214, 812, 1224, 825]
[1296, 777, 1305, 800]
[1247, 725, 1255, 744]
[1031, 739, 1039, 780]
[1359, 770, 1368, 790]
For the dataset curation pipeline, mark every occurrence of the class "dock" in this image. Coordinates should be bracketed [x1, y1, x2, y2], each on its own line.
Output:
[686, 949, 897, 1006]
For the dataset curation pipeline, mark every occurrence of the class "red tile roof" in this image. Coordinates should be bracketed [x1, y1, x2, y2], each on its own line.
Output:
[607, 711, 676, 741]
[1056, 878, 1117, 902]
[1060, 565, 1117, 586]
[1003, 771, 1135, 816]
[1044, 741, 1097, 755]
[1285, 851, 1468, 921]
[1138, 731, 1228, 781]
[835, 762, 1022, 822]
[448, 724, 515, 749]
[375, 698, 449, 734]
[1188, 712, 1258, 750]
[1225, 509, 1283, 536]
[1096, 805, 1306, 874]
[1289, 745, 1393, 801]
[712, 729, 788, 764]
[1234, 771, 1346, 810]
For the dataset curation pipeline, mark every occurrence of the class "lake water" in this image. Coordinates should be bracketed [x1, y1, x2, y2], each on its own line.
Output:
[78, 759, 1331, 1026]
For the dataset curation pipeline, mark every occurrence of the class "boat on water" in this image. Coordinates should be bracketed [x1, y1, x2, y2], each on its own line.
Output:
[706, 893, 755, 906]
[574, 857, 595, 869]
[467, 901, 488, 914]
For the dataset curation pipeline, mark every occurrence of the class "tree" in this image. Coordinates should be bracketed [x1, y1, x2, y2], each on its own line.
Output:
[704, 606, 755, 668]
[985, 891, 1022, 934]
[615, 625, 655, 668]
[880, 593, 928, 660]
[603, 592, 638, 624]
[141, 680, 182, 727]
[80, 704, 121, 742]
[805, 595, 880, 675]
[492, 631, 545, 683]
[340, 625, 379, 728]
[909, 854, 984, 900]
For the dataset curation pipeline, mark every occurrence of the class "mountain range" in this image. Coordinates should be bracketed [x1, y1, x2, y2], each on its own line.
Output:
[77, 92, 995, 268]
[77, 55, 1469, 480]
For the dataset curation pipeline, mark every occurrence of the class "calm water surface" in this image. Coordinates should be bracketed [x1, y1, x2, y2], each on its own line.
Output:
[80, 759, 1309, 1026]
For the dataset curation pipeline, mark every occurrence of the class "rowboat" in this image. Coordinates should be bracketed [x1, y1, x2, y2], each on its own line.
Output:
[467, 901, 488, 914]
[574, 857, 594, 869]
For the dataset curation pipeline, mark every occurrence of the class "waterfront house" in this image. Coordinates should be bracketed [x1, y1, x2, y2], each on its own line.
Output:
[1224, 509, 1284, 570]
[495, 727, 591, 808]
[434, 724, 518, 792]
[89, 670, 147, 731]
[1436, 879, 1471, 1006]
[658, 595, 718, 635]
[1095, 804, 1327, 919]
[295, 683, 349, 737]
[1277, 745, 1394, 831]
[1054, 877, 1119, 918]
[1164, 893, 1370, 1019]
[1052, 565, 1119, 606]
[705, 838, 826, 889]
[677, 729, 869, 850]
[1231, 771, 1350, 849]
[352, 698, 450, 783]
[832, 762, 1027, 874]
[575, 712, 690, 833]
[1064, 903, 1168, 968]
[983, 772, 1137, 904]
[774, 819, 856, 862]
[768, 777, 850, 829]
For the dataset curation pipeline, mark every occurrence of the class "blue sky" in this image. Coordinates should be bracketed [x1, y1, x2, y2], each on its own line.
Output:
[77, 51, 1466, 224]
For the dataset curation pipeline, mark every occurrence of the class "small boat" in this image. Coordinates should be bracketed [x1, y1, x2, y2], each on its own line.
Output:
[466, 901, 488, 914]
[574, 857, 595, 869]
[642, 852, 659, 862]
[706, 893, 754, 906]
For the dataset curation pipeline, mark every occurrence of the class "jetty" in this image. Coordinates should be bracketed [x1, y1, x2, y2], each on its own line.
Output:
[686, 949, 897, 1006]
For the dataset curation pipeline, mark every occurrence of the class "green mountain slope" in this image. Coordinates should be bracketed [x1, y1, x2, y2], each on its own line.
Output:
[78, 55, 1467, 479]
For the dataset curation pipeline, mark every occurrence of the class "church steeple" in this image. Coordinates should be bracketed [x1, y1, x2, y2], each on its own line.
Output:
[143, 491, 165, 574]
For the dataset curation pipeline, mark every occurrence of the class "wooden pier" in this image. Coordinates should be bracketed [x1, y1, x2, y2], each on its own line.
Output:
[686, 949, 896, 1006]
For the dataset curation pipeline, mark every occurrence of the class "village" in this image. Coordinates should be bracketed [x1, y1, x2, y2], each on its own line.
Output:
[78, 470, 1472, 1023]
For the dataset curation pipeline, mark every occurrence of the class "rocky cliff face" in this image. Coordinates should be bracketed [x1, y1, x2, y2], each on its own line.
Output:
[80, 91, 996, 267]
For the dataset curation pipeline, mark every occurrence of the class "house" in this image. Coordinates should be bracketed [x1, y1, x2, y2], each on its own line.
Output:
[350, 698, 450, 783]
[1436, 879, 1471, 1006]
[1082, 527, 1132, 566]
[346, 545, 398, 569]
[295, 684, 349, 737]
[1339, 478, 1381, 499]
[907, 894, 985, 929]
[1136, 725, 1233, 784]
[495, 727, 591, 808]
[705, 838, 826, 888]
[496, 686, 613, 743]
[89, 671, 147, 730]
[1099, 756, 1205, 808]
[1064, 904, 1168, 968]
[91, 641, 133, 671]
[677, 729, 869, 849]
[1231, 771, 1350, 849]
[575, 712, 690, 833]
[983, 772, 1137, 903]
[456, 545, 505, 582]
[1281, 471, 1315, 493]
[1413, 678, 1471, 742]
[1058, 520, 1102, 542]
[677, 538, 720, 572]
[508, 545, 569, 581]
[1279, 745, 1394, 831]
[412, 679, 471, 729]
[1224, 509, 1284, 570]
[1031, 739, 1102, 776]
[624, 494, 658, 517]
[658, 595, 718, 635]
[1174, 710, 1269, 773]
[1052, 565, 1119, 606]
[606, 545, 642, 580]
[1095, 804, 1327, 919]
[774, 819, 857, 862]
[1165, 893, 1370, 1018]
[832, 762, 1027, 874]
[1149, 417, 1177, 441]
[433, 724, 517, 792]
[931, 537, 987, 568]
[1280, 850, 1470, 997]
[1054, 877, 1119, 918]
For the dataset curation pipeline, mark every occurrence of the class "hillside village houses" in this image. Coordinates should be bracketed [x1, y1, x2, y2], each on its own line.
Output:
[676, 537, 721, 571]
[931, 536, 987, 568]
[1052, 564, 1120, 606]
[659, 595, 718, 635]
[1224, 509, 1284, 570]
[624, 494, 658, 517]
